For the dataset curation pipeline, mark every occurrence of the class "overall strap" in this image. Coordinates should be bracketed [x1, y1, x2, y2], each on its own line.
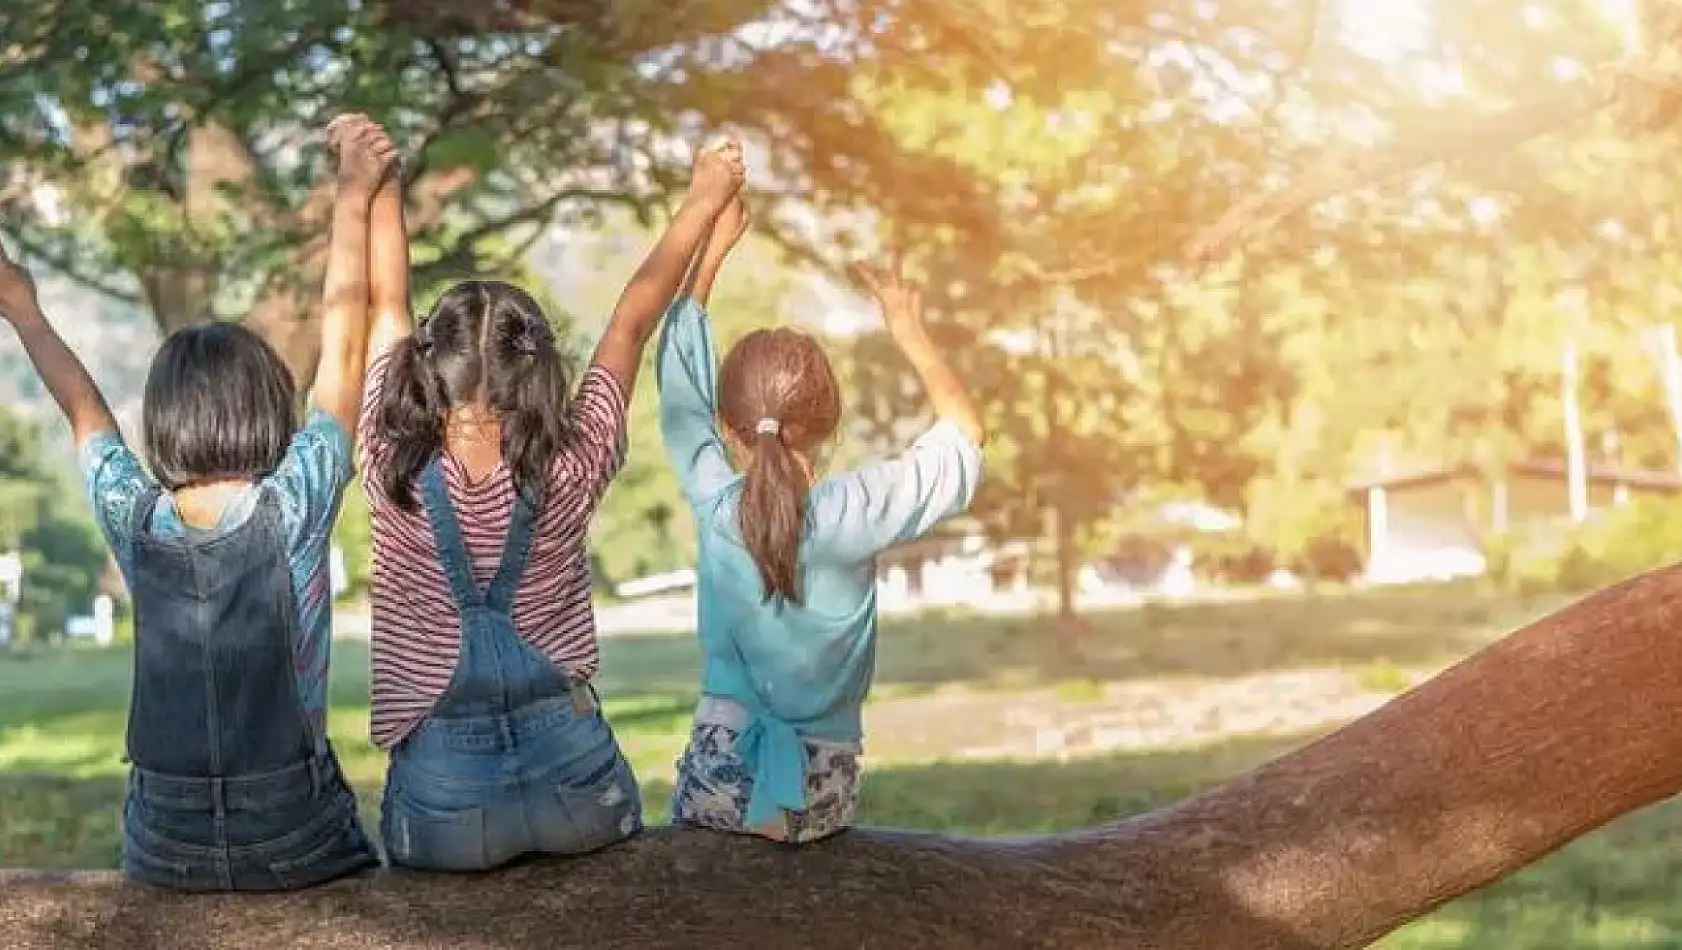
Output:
[419, 457, 484, 610]
[128, 484, 166, 539]
[483, 487, 538, 614]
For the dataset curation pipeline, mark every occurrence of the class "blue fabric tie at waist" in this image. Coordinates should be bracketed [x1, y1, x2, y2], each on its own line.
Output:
[736, 711, 807, 829]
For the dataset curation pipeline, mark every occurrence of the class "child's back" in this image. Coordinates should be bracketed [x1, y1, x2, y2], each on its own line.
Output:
[357, 350, 624, 748]
[357, 138, 748, 873]
[91, 343, 375, 889]
[0, 115, 397, 891]
[660, 209, 986, 842]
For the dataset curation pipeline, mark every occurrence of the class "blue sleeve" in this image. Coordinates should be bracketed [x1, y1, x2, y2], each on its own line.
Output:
[265, 410, 355, 553]
[657, 297, 738, 505]
[78, 431, 157, 566]
[809, 420, 984, 563]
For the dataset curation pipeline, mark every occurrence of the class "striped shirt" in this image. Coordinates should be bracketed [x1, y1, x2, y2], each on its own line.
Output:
[359, 353, 628, 748]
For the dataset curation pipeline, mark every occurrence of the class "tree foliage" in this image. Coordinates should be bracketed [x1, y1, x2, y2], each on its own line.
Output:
[0, 411, 104, 643]
[16, 0, 1682, 613]
[0, 0, 998, 381]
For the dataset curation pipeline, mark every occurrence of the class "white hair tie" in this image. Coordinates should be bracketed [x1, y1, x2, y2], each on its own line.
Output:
[755, 417, 781, 437]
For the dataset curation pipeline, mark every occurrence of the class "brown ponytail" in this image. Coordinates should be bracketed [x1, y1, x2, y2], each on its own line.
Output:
[377, 334, 447, 510]
[739, 425, 810, 603]
[718, 327, 843, 606]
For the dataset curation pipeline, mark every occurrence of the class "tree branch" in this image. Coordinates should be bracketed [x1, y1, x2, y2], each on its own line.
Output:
[414, 184, 640, 279]
[0, 227, 142, 305]
[1181, 82, 1614, 266]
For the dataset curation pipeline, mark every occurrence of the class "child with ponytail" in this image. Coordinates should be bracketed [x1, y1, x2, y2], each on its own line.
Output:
[358, 137, 747, 871]
[659, 198, 986, 842]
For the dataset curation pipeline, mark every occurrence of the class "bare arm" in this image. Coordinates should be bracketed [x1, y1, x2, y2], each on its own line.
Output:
[366, 169, 413, 370]
[680, 197, 749, 307]
[857, 254, 986, 447]
[897, 329, 985, 447]
[591, 138, 744, 394]
[0, 246, 118, 447]
[311, 115, 396, 433]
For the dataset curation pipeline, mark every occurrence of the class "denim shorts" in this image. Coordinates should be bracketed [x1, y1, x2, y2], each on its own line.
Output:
[381, 692, 642, 871]
[122, 751, 378, 892]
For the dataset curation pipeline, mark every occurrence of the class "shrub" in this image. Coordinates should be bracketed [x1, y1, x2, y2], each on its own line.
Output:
[1489, 496, 1682, 593]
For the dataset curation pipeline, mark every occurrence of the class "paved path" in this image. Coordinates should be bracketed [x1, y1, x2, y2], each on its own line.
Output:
[864, 667, 1421, 762]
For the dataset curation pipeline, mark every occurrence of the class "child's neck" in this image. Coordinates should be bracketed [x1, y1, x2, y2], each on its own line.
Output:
[172, 480, 253, 530]
[445, 407, 504, 484]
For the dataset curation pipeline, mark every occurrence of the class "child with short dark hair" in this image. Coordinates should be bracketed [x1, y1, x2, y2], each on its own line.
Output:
[0, 113, 395, 890]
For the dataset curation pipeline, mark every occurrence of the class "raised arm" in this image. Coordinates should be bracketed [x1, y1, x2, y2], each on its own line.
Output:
[590, 136, 744, 394]
[811, 255, 987, 563]
[366, 157, 413, 372]
[679, 194, 751, 307]
[659, 197, 751, 504]
[0, 241, 118, 448]
[857, 253, 986, 447]
[311, 113, 397, 434]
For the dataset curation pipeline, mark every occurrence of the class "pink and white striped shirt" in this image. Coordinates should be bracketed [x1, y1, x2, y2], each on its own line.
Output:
[358, 353, 628, 748]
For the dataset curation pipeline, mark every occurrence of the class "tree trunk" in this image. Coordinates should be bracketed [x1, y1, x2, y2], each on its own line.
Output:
[245, 278, 325, 393]
[1041, 348, 1079, 623]
[134, 161, 477, 393]
[1052, 496, 1078, 622]
[136, 264, 324, 393]
[8, 563, 1682, 947]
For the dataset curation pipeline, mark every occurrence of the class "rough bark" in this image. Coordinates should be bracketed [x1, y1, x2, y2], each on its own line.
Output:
[6, 562, 1682, 948]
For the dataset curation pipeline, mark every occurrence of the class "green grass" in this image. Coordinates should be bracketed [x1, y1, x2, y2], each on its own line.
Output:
[10, 583, 1682, 947]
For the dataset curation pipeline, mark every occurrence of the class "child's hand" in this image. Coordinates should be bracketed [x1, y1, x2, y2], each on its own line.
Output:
[0, 240, 42, 325]
[686, 135, 746, 214]
[853, 250, 926, 347]
[327, 113, 399, 197]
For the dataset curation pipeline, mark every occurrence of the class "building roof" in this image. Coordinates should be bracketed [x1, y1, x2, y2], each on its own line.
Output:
[1345, 459, 1682, 496]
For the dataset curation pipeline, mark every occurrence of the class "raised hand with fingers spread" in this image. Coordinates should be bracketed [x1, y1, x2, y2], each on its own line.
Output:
[853, 251, 984, 448]
[852, 250, 927, 347]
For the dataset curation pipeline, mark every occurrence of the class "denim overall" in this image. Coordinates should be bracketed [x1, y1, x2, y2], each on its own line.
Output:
[121, 485, 378, 891]
[380, 458, 641, 871]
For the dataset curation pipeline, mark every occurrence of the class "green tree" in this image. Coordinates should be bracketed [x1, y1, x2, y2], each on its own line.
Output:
[0, 410, 104, 642]
[0, 0, 1000, 382]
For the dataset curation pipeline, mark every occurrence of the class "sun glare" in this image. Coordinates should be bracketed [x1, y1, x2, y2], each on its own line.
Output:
[1335, 0, 1433, 63]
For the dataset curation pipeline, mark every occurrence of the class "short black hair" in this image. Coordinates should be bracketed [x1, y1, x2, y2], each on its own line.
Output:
[142, 322, 298, 491]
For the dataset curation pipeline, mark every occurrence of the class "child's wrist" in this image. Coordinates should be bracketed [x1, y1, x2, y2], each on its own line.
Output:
[890, 323, 933, 353]
[336, 177, 380, 205]
[4, 304, 47, 328]
[680, 189, 731, 218]
[332, 194, 376, 219]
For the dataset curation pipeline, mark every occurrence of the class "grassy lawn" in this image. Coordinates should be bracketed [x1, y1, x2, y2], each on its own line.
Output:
[4, 583, 1680, 947]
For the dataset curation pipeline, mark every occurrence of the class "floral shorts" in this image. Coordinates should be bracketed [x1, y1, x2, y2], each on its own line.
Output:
[670, 697, 861, 844]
